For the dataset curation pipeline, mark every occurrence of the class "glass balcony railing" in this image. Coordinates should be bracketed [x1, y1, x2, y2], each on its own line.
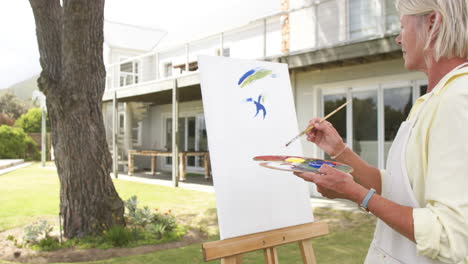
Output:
[105, 0, 400, 91]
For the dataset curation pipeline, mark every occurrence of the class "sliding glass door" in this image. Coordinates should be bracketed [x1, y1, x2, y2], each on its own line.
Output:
[165, 115, 207, 169]
[321, 82, 416, 169]
[353, 89, 378, 167]
[323, 93, 347, 160]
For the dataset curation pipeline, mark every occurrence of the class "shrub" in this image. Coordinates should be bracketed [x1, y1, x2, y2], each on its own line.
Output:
[15, 108, 49, 133]
[23, 220, 53, 244]
[125, 196, 153, 227]
[103, 225, 134, 247]
[0, 125, 40, 160]
[124, 195, 139, 218]
[146, 223, 167, 240]
[152, 211, 177, 232]
[36, 236, 60, 251]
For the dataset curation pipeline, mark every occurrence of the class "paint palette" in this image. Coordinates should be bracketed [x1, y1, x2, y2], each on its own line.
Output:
[253, 155, 353, 174]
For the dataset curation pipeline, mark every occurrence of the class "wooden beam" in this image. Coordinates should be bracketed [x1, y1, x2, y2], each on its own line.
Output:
[202, 222, 328, 261]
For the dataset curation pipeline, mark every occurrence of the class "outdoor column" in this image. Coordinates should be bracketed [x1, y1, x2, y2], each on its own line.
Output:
[112, 91, 118, 178]
[172, 79, 179, 187]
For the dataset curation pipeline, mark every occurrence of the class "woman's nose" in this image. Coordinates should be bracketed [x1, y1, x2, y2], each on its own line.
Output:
[395, 34, 402, 46]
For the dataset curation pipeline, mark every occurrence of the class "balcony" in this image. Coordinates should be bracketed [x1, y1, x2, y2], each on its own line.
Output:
[103, 0, 401, 102]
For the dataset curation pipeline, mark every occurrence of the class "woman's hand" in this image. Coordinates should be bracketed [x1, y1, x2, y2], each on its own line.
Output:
[306, 118, 346, 157]
[294, 164, 360, 200]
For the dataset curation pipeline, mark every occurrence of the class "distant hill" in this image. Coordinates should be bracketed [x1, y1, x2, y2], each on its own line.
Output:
[0, 75, 39, 102]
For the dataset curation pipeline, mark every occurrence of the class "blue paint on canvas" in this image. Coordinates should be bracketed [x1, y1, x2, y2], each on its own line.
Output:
[238, 69, 256, 85]
[246, 94, 267, 120]
[238, 68, 273, 88]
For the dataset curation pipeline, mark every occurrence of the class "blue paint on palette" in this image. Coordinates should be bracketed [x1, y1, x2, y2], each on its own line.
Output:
[238, 69, 256, 85]
[246, 94, 267, 119]
[308, 160, 335, 168]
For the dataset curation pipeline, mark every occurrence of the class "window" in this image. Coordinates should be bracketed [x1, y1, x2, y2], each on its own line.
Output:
[321, 83, 415, 169]
[383, 86, 413, 161]
[323, 93, 347, 160]
[317, 0, 341, 46]
[419, 84, 428, 96]
[132, 121, 143, 147]
[118, 113, 124, 132]
[353, 89, 378, 167]
[164, 62, 173, 77]
[385, 0, 400, 33]
[348, 0, 379, 39]
[119, 59, 140, 87]
[216, 47, 230, 57]
[164, 115, 208, 169]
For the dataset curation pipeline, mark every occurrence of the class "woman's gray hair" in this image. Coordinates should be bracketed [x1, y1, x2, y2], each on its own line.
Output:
[396, 0, 468, 61]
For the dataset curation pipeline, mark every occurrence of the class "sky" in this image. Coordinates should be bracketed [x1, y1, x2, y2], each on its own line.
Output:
[0, 0, 279, 89]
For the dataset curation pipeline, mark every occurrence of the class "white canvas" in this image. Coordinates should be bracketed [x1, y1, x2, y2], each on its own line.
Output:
[198, 55, 313, 240]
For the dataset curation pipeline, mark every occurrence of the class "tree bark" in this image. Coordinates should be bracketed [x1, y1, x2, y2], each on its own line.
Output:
[29, 0, 125, 238]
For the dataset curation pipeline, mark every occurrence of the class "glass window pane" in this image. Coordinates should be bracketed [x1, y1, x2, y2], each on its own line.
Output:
[323, 94, 347, 160]
[385, 0, 400, 33]
[317, 1, 340, 46]
[178, 117, 185, 150]
[349, 0, 379, 39]
[353, 90, 378, 167]
[420, 85, 428, 96]
[187, 117, 196, 166]
[197, 117, 208, 167]
[166, 118, 172, 164]
[384, 87, 413, 162]
[120, 62, 132, 73]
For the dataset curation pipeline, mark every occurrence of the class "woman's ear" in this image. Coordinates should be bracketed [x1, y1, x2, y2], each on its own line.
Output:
[426, 11, 442, 39]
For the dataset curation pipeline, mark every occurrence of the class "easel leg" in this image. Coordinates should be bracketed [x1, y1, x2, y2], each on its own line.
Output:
[298, 239, 316, 264]
[221, 254, 243, 264]
[263, 247, 279, 264]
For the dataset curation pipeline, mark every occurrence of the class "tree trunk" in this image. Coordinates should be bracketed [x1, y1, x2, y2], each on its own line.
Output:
[29, 0, 125, 238]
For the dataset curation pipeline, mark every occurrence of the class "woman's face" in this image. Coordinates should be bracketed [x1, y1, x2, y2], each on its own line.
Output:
[395, 15, 427, 71]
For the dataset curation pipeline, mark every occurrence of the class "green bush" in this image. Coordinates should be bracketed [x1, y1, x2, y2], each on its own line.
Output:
[0, 125, 40, 160]
[103, 225, 134, 247]
[15, 108, 49, 133]
[23, 220, 54, 244]
[35, 236, 61, 251]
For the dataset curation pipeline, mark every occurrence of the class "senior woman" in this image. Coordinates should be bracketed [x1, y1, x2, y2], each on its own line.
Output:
[294, 0, 468, 263]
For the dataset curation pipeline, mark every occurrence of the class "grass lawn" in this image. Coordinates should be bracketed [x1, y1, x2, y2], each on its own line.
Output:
[0, 163, 375, 264]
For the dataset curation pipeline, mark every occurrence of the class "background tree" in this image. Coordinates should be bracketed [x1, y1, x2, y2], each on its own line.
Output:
[0, 113, 15, 126]
[0, 125, 39, 160]
[29, 0, 125, 238]
[15, 108, 50, 133]
[0, 92, 28, 119]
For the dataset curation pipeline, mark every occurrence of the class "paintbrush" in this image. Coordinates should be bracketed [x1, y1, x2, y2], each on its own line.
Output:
[285, 100, 351, 147]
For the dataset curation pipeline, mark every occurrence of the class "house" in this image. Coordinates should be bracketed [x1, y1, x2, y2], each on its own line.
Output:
[101, 0, 426, 190]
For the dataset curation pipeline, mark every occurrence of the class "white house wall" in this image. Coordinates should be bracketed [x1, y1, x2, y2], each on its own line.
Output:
[188, 35, 221, 62]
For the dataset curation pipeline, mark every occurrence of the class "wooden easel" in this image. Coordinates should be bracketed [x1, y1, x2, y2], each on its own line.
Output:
[202, 222, 329, 264]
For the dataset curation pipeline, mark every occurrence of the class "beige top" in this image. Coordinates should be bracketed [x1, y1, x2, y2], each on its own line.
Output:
[406, 65, 468, 263]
